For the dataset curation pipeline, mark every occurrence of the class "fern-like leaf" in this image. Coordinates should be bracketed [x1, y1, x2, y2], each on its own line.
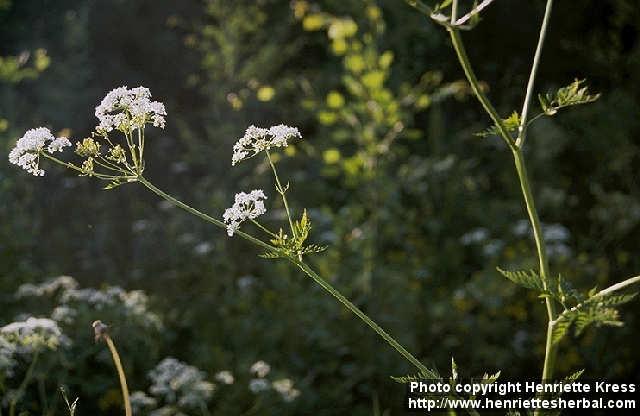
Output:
[497, 267, 545, 292]
[476, 111, 520, 138]
[538, 79, 600, 116]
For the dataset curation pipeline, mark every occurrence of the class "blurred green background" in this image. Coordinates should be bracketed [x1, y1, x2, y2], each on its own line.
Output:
[1, 0, 639, 414]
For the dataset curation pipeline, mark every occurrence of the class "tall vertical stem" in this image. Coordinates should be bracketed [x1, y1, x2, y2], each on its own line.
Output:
[517, 0, 554, 147]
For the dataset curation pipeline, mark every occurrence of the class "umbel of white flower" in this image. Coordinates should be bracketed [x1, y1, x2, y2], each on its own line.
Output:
[223, 190, 268, 236]
[95, 86, 166, 133]
[8, 127, 71, 176]
[232, 124, 301, 165]
[0, 317, 65, 351]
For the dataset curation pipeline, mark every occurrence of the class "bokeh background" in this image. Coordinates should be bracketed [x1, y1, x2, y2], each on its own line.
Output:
[1, 0, 639, 414]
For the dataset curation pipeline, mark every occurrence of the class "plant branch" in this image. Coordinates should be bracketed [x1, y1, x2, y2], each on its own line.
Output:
[597, 275, 640, 297]
[136, 177, 437, 377]
[517, 0, 554, 147]
[266, 151, 297, 239]
[448, 28, 516, 149]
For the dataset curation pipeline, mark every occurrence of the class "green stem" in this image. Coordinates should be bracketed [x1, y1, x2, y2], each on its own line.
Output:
[250, 219, 278, 238]
[138, 177, 274, 251]
[9, 349, 40, 416]
[517, 0, 554, 148]
[266, 151, 297, 239]
[291, 258, 430, 374]
[136, 177, 439, 378]
[448, 29, 516, 149]
[446, 17, 559, 408]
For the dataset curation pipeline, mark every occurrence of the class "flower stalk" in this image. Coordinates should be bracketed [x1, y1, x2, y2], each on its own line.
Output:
[93, 321, 132, 416]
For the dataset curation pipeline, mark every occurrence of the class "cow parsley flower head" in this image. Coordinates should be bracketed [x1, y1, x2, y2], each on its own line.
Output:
[272, 378, 301, 402]
[0, 317, 65, 351]
[95, 86, 167, 133]
[250, 360, 271, 378]
[223, 190, 267, 236]
[148, 358, 215, 407]
[232, 124, 301, 165]
[8, 127, 71, 176]
[248, 378, 270, 393]
[214, 370, 234, 385]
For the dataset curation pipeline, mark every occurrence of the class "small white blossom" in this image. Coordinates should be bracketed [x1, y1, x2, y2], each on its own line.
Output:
[223, 190, 267, 236]
[130, 391, 158, 412]
[232, 124, 301, 165]
[148, 358, 215, 408]
[282, 388, 301, 402]
[272, 378, 293, 394]
[51, 306, 77, 324]
[271, 378, 301, 401]
[214, 370, 234, 385]
[95, 86, 166, 133]
[248, 378, 270, 393]
[250, 360, 271, 378]
[8, 127, 71, 176]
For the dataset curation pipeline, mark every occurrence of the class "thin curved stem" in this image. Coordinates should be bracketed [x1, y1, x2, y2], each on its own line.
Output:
[250, 219, 278, 238]
[517, 0, 554, 148]
[266, 151, 297, 239]
[104, 335, 132, 416]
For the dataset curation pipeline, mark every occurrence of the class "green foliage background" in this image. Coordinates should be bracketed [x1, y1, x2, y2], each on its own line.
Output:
[1, 0, 639, 414]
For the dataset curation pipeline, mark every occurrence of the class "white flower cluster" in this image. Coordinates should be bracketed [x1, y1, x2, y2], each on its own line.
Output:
[214, 370, 235, 385]
[232, 124, 301, 165]
[16, 277, 162, 330]
[247, 360, 300, 401]
[129, 391, 158, 414]
[223, 190, 267, 236]
[95, 86, 166, 133]
[0, 317, 65, 351]
[16, 275, 78, 298]
[250, 360, 271, 378]
[8, 127, 71, 176]
[272, 378, 301, 402]
[147, 357, 215, 408]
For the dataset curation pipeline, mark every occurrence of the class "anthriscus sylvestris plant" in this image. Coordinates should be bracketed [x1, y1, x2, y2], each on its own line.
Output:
[7, 1, 640, 413]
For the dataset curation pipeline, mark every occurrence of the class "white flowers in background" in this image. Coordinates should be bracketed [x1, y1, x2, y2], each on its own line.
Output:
[214, 370, 234, 385]
[272, 378, 301, 402]
[0, 336, 17, 377]
[129, 391, 158, 414]
[249, 360, 270, 378]
[232, 124, 301, 165]
[223, 190, 267, 236]
[248, 378, 270, 393]
[16, 276, 78, 298]
[1, 317, 65, 351]
[95, 86, 166, 133]
[148, 358, 215, 408]
[16, 276, 162, 330]
[8, 127, 71, 176]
